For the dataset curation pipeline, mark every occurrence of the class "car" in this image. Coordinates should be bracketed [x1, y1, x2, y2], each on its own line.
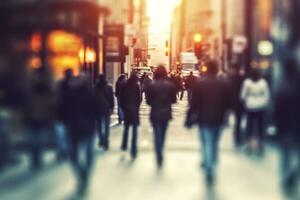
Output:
[132, 66, 153, 78]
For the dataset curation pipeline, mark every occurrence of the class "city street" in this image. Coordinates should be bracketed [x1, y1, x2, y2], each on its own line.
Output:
[0, 98, 291, 200]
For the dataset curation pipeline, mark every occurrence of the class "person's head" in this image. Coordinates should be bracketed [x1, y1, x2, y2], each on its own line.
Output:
[189, 71, 193, 76]
[154, 65, 168, 80]
[97, 74, 107, 87]
[118, 74, 126, 81]
[128, 72, 138, 84]
[206, 60, 219, 76]
[249, 67, 261, 81]
[64, 69, 73, 80]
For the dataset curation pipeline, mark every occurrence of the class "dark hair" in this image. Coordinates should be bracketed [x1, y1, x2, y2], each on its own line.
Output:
[249, 68, 260, 81]
[206, 60, 219, 75]
[154, 65, 168, 80]
[97, 74, 107, 87]
[128, 72, 138, 84]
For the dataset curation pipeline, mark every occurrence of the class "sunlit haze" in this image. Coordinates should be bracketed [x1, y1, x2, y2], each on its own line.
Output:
[147, 0, 181, 66]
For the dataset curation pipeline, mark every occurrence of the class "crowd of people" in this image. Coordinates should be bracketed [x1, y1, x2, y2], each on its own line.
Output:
[0, 60, 299, 194]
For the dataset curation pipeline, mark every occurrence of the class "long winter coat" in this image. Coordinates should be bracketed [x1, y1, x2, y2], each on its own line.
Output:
[120, 80, 142, 125]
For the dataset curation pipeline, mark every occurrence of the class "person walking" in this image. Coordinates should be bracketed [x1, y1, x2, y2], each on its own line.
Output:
[184, 71, 197, 104]
[227, 63, 245, 147]
[274, 59, 300, 191]
[95, 75, 114, 150]
[61, 75, 98, 194]
[185, 60, 231, 184]
[120, 73, 142, 159]
[240, 68, 270, 155]
[145, 65, 177, 167]
[115, 74, 127, 124]
[25, 68, 56, 170]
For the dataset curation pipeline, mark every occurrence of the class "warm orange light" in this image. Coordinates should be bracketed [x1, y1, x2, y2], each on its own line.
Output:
[47, 31, 82, 53]
[165, 47, 170, 52]
[193, 33, 203, 43]
[28, 56, 42, 68]
[176, 61, 180, 65]
[30, 33, 42, 52]
[202, 65, 208, 72]
[79, 48, 96, 63]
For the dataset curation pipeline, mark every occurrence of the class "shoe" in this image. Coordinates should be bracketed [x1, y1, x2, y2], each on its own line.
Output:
[157, 155, 163, 168]
[131, 151, 137, 160]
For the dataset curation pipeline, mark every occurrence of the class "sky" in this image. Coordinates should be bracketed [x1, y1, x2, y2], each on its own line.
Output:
[147, 0, 181, 66]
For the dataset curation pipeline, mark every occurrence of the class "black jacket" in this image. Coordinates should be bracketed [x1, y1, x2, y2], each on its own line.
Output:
[146, 79, 177, 122]
[63, 85, 98, 141]
[95, 83, 114, 116]
[120, 80, 142, 125]
[185, 75, 197, 90]
[188, 76, 231, 126]
[227, 73, 244, 111]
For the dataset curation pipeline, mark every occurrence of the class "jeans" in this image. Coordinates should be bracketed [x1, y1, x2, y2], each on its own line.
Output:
[28, 123, 50, 170]
[152, 121, 168, 163]
[199, 125, 221, 175]
[233, 109, 243, 146]
[70, 137, 94, 184]
[246, 111, 265, 151]
[99, 115, 110, 149]
[280, 137, 300, 183]
[55, 122, 69, 158]
[117, 99, 124, 123]
[121, 124, 138, 157]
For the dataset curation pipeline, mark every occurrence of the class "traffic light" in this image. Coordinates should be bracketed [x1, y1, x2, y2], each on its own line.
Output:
[193, 33, 203, 59]
[194, 41, 203, 59]
[193, 33, 202, 43]
[165, 40, 169, 56]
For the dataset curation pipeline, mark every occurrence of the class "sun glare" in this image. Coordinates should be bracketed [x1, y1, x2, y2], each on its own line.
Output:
[147, 0, 181, 33]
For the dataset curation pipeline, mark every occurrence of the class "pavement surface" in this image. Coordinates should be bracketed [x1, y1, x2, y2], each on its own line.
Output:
[0, 97, 297, 200]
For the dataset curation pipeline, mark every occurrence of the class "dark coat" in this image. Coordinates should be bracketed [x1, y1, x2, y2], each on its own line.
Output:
[95, 83, 114, 116]
[274, 79, 299, 141]
[115, 78, 126, 98]
[62, 85, 98, 141]
[185, 74, 197, 90]
[189, 76, 231, 126]
[227, 73, 244, 111]
[120, 80, 141, 125]
[146, 79, 177, 122]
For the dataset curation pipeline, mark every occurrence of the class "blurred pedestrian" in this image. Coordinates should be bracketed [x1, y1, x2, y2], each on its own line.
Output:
[95, 74, 114, 150]
[228, 63, 245, 147]
[145, 65, 177, 167]
[175, 72, 184, 100]
[184, 71, 197, 104]
[141, 73, 152, 93]
[25, 68, 56, 170]
[63, 75, 98, 194]
[185, 60, 231, 184]
[274, 59, 300, 191]
[120, 73, 142, 159]
[115, 74, 127, 124]
[240, 68, 270, 155]
[56, 69, 74, 161]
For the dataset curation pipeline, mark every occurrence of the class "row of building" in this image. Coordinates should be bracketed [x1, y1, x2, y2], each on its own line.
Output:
[169, 0, 273, 73]
[0, 0, 148, 87]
